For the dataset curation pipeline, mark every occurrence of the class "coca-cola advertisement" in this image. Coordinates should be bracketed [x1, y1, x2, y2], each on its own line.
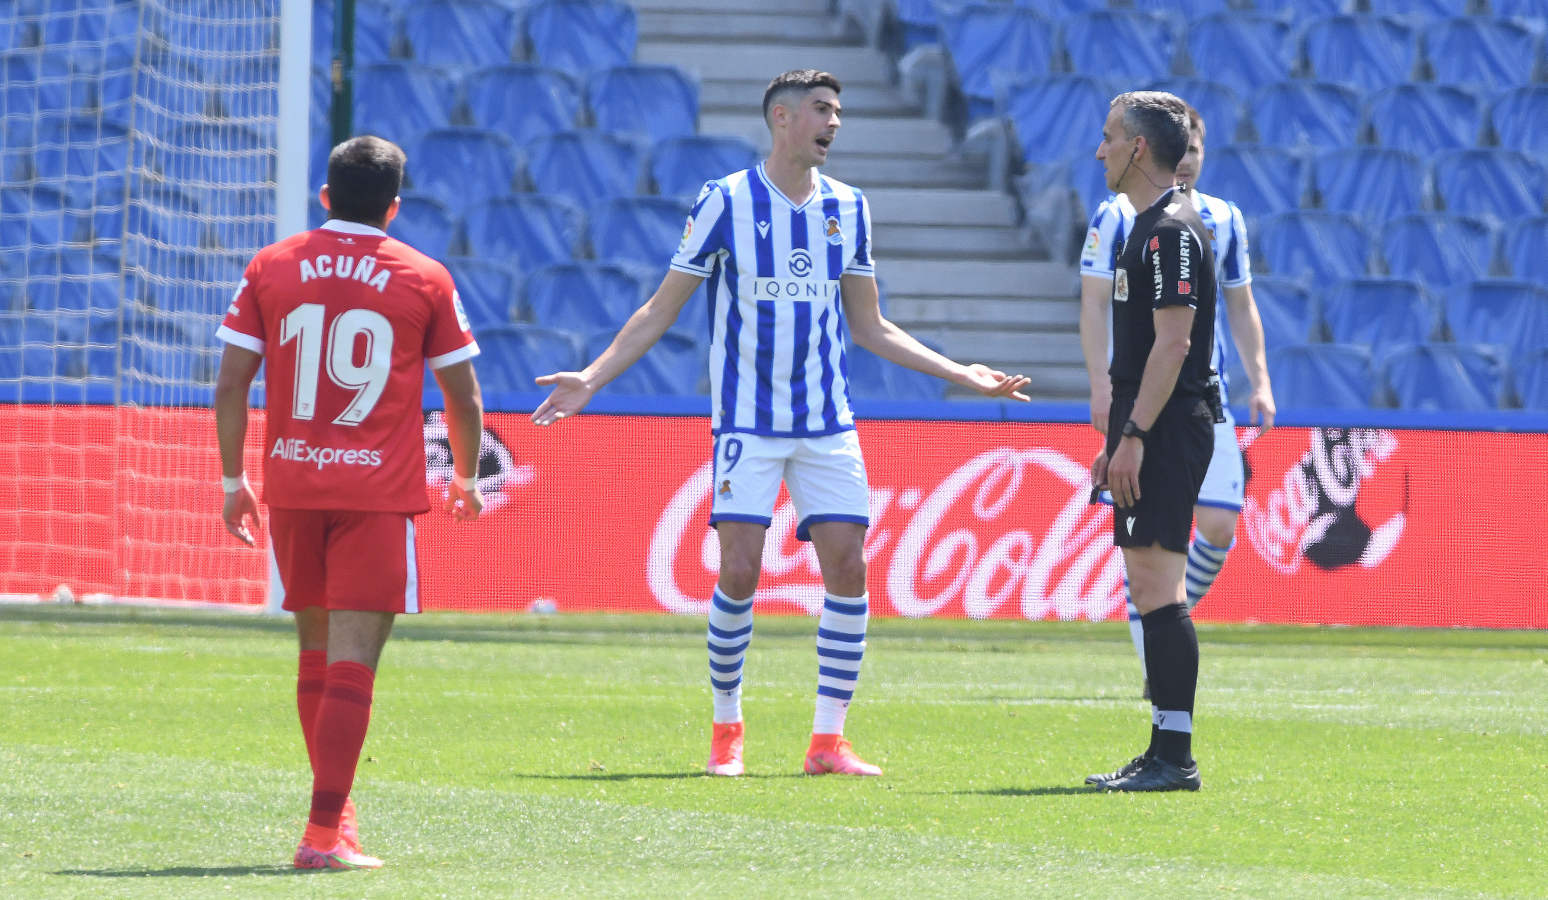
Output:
[0, 407, 1544, 628]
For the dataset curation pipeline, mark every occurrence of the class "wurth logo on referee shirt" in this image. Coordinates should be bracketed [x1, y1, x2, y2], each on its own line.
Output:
[270, 437, 384, 470]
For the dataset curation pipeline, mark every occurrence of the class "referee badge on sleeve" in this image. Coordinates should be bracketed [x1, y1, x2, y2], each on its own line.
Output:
[1114, 268, 1129, 303]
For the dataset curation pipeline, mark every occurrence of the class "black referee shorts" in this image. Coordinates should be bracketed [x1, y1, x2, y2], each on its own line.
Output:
[1105, 394, 1214, 553]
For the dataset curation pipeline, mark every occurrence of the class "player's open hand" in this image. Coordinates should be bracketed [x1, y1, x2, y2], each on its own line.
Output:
[958, 364, 1032, 402]
[445, 481, 483, 522]
[1248, 385, 1277, 434]
[222, 484, 261, 547]
[531, 372, 596, 426]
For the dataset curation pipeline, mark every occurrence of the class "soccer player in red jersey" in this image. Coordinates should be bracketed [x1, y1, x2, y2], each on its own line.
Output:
[212, 136, 485, 870]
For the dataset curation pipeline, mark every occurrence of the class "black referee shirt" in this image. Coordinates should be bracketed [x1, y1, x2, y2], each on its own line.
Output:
[1108, 187, 1217, 406]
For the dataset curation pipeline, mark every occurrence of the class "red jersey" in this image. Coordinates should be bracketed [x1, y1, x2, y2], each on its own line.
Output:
[216, 219, 478, 513]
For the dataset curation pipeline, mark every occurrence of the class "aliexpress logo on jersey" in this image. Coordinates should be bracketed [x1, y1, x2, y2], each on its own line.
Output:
[271, 437, 384, 470]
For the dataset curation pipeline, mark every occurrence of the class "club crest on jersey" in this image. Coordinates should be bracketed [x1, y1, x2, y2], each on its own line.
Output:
[788, 248, 814, 277]
[1114, 268, 1130, 303]
[719, 479, 733, 499]
[824, 216, 843, 246]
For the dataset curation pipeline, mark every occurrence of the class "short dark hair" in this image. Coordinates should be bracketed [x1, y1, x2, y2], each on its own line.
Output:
[1111, 91, 1189, 172]
[325, 135, 405, 224]
[761, 69, 841, 123]
[1184, 103, 1206, 144]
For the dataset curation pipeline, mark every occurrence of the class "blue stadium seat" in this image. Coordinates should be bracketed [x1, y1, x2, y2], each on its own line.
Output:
[1249, 275, 1322, 346]
[1310, 148, 1427, 222]
[1267, 344, 1375, 410]
[1445, 280, 1548, 368]
[1502, 215, 1548, 283]
[1423, 18, 1540, 94]
[1, 48, 91, 119]
[352, 62, 458, 140]
[0, 316, 20, 379]
[473, 323, 583, 394]
[1203, 145, 1305, 216]
[1132, 0, 1231, 15]
[1303, 15, 1418, 92]
[588, 64, 698, 144]
[1255, 211, 1372, 281]
[23, 247, 121, 314]
[1489, 87, 1548, 156]
[999, 75, 1111, 165]
[1365, 0, 1455, 22]
[1064, 10, 1178, 83]
[586, 327, 703, 395]
[464, 65, 581, 146]
[524, 0, 637, 77]
[1380, 213, 1495, 291]
[525, 131, 643, 207]
[894, 0, 941, 51]
[463, 194, 584, 268]
[1365, 84, 1483, 154]
[394, 193, 461, 259]
[940, 5, 1055, 121]
[444, 256, 521, 328]
[1251, 81, 1363, 149]
[1251, 0, 1351, 21]
[1321, 278, 1439, 347]
[1382, 342, 1506, 411]
[1145, 78, 1242, 145]
[206, 186, 275, 252]
[126, 187, 206, 248]
[153, 124, 273, 191]
[589, 196, 688, 269]
[409, 127, 525, 208]
[1184, 15, 1294, 97]
[525, 261, 643, 329]
[1070, 156, 1112, 225]
[1491, 0, 1548, 26]
[845, 342, 947, 402]
[1431, 149, 1547, 224]
[313, 0, 397, 67]
[1514, 349, 1548, 410]
[651, 135, 758, 198]
[402, 0, 519, 69]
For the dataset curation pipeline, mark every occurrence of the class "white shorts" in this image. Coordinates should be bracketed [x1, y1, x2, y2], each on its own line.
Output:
[1098, 409, 1245, 511]
[1197, 409, 1245, 511]
[708, 430, 870, 541]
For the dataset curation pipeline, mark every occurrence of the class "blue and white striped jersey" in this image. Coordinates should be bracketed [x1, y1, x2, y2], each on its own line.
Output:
[1079, 189, 1251, 401]
[670, 162, 875, 437]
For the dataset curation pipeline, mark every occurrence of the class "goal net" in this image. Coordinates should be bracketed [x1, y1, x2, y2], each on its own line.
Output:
[0, 0, 290, 606]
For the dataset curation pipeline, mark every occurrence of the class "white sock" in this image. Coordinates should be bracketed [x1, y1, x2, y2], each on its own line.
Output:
[1185, 536, 1233, 609]
[1126, 575, 1145, 673]
[813, 592, 868, 735]
[707, 587, 754, 724]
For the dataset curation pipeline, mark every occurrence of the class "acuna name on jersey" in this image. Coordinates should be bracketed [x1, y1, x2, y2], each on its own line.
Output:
[298, 254, 393, 293]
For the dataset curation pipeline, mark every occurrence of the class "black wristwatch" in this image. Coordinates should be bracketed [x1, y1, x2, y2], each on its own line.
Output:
[1121, 419, 1149, 441]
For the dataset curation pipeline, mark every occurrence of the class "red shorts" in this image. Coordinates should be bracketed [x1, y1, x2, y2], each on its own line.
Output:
[268, 508, 422, 614]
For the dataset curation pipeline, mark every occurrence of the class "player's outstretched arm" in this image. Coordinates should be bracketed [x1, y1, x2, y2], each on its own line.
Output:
[1223, 283, 1276, 433]
[434, 360, 485, 522]
[839, 274, 1032, 401]
[213, 344, 264, 546]
[1079, 274, 1115, 434]
[532, 269, 704, 425]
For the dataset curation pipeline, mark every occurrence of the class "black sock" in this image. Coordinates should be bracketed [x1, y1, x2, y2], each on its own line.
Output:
[1141, 603, 1199, 766]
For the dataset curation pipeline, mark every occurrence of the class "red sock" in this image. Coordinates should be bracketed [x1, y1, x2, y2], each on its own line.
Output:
[305, 660, 376, 848]
[296, 650, 327, 774]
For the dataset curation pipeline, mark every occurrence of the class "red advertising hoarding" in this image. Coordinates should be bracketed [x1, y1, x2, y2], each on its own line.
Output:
[1, 406, 1543, 628]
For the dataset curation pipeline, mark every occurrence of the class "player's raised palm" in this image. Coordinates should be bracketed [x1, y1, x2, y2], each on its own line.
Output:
[531, 372, 596, 426]
[958, 364, 1033, 402]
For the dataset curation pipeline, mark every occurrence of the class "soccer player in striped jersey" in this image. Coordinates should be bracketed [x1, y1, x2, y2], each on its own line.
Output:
[1079, 104, 1277, 696]
[533, 69, 1030, 777]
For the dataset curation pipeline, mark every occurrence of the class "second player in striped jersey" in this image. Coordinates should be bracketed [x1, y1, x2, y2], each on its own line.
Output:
[1079, 103, 1277, 692]
[533, 69, 1030, 779]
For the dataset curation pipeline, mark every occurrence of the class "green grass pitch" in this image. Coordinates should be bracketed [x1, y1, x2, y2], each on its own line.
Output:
[1, 605, 1544, 898]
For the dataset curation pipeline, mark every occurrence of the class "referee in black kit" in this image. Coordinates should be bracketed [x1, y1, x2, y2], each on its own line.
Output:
[1086, 91, 1219, 792]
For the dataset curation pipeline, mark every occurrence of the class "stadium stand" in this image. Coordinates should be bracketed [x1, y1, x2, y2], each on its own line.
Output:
[524, 262, 644, 330]
[1321, 278, 1440, 348]
[1309, 148, 1427, 222]
[1431, 149, 1547, 224]
[588, 196, 688, 270]
[1445, 281, 1548, 369]
[392, 193, 461, 259]
[408, 127, 525, 209]
[1422, 17, 1541, 94]
[463, 193, 584, 270]
[401, 0, 521, 70]
[1251, 81, 1364, 149]
[1380, 214, 1496, 291]
[588, 64, 699, 144]
[1302, 15, 1419, 93]
[1502, 216, 1548, 283]
[1146, 77, 1242, 145]
[445, 256, 522, 329]
[351, 61, 457, 137]
[998, 74, 1111, 166]
[464, 64, 583, 146]
[1063, 10, 1178, 84]
[473, 323, 585, 394]
[1255, 211, 1373, 281]
[524, 0, 638, 76]
[1267, 344, 1377, 410]
[585, 327, 703, 395]
[845, 342, 947, 403]
[649, 135, 758, 199]
[938, 4, 1056, 122]
[1184, 14, 1295, 98]
[1365, 84, 1484, 153]
[313, 0, 398, 68]
[1202, 144, 1305, 216]
[1489, 86, 1548, 155]
[525, 130, 644, 207]
[1249, 275, 1322, 347]
[1382, 342, 1508, 411]
[1515, 350, 1548, 411]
